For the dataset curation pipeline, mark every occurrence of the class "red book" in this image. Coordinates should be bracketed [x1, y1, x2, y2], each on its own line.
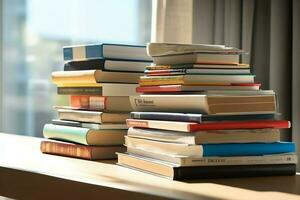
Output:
[136, 83, 261, 93]
[126, 119, 291, 132]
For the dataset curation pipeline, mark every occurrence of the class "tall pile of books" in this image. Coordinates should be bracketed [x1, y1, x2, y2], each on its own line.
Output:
[41, 43, 152, 160]
[118, 42, 297, 180]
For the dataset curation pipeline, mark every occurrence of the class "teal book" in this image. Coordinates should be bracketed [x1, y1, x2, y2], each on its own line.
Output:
[43, 124, 126, 146]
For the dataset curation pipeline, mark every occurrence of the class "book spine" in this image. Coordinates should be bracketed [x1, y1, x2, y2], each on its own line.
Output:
[63, 44, 103, 61]
[189, 120, 291, 131]
[130, 112, 202, 123]
[57, 87, 102, 95]
[64, 59, 105, 71]
[70, 95, 106, 111]
[43, 124, 89, 145]
[173, 164, 296, 180]
[41, 141, 92, 160]
[181, 154, 298, 166]
[129, 95, 210, 113]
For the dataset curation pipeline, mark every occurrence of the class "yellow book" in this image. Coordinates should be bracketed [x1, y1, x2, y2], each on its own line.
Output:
[139, 74, 255, 86]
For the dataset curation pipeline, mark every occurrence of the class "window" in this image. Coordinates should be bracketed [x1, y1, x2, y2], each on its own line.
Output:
[1, 0, 152, 136]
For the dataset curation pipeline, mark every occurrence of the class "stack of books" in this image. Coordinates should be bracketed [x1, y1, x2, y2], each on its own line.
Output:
[117, 42, 297, 180]
[41, 43, 152, 160]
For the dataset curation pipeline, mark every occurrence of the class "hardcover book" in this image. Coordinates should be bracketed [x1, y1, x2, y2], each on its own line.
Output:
[125, 137, 296, 157]
[129, 94, 276, 114]
[69, 95, 132, 112]
[117, 153, 296, 180]
[126, 147, 297, 167]
[63, 43, 152, 62]
[136, 84, 261, 93]
[64, 59, 151, 72]
[126, 119, 290, 132]
[52, 119, 127, 130]
[130, 112, 278, 122]
[139, 74, 255, 86]
[43, 124, 127, 145]
[52, 70, 143, 85]
[57, 83, 138, 96]
[127, 127, 280, 144]
[56, 108, 129, 124]
[41, 140, 126, 160]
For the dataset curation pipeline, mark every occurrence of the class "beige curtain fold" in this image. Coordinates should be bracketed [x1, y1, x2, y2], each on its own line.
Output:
[151, 0, 299, 170]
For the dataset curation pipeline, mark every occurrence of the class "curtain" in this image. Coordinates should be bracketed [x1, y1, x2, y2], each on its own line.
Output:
[152, 0, 300, 170]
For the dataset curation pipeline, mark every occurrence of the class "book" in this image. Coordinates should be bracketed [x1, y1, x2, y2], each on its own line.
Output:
[63, 43, 152, 62]
[117, 153, 296, 180]
[43, 124, 127, 145]
[126, 119, 290, 132]
[144, 68, 251, 76]
[64, 59, 152, 72]
[136, 84, 261, 93]
[69, 95, 132, 112]
[127, 127, 280, 144]
[127, 147, 297, 166]
[130, 112, 278, 123]
[152, 53, 240, 65]
[52, 119, 127, 130]
[41, 140, 126, 160]
[125, 137, 296, 157]
[57, 83, 138, 96]
[139, 74, 255, 86]
[129, 94, 276, 114]
[52, 70, 143, 85]
[146, 63, 250, 70]
[147, 42, 244, 57]
[56, 108, 129, 124]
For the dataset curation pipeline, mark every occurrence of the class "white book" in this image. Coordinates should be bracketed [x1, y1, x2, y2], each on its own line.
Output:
[152, 53, 240, 65]
[129, 94, 276, 114]
[104, 60, 151, 72]
[127, 147, 298, 167]
[127, 127, 280, 144]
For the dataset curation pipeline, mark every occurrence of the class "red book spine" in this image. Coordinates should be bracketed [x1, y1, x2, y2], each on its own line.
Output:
[189, 120, 291, 132]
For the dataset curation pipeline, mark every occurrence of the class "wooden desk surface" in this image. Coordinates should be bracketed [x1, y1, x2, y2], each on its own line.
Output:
[0, 133, 299, 200]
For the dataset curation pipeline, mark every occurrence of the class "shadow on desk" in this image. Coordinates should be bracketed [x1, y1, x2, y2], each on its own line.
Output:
[184, 174, 300, 194]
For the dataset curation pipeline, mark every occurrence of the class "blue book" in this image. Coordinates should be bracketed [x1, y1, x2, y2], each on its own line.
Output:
[203, 142, 296, 157]
[126, 137, 296, 157]
[130, 112, 278, 123]
[63, 43, 152, 62]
